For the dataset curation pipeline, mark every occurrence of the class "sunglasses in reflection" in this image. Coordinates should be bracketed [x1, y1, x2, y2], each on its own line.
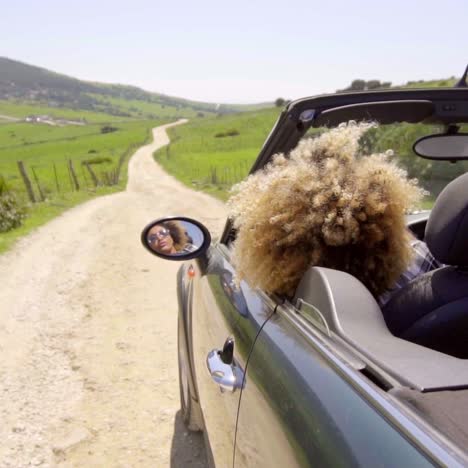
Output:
[148, 228, 171, 243]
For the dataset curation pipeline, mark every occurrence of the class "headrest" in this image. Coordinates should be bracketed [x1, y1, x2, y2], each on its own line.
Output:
[425, 172, 468, 266]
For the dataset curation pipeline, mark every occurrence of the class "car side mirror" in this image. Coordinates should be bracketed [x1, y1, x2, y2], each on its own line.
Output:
[141, 217, 211, 261]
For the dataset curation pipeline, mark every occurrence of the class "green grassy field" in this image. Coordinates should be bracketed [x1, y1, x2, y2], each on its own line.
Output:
[154, 108, 281, 200]
[0, 99, 128, 123]
[402, 78, 457, 88]
[153, 107, 445, 203]
[153, 73, 465, 205]
[0, 120, 162, 194]
[0, 117, 165, 253]
[0, 121, 104, 148]
[88, 94, 215, 119]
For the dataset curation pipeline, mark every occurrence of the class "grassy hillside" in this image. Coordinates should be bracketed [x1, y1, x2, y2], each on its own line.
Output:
[87, 94, 210, 120]
[153, 76, 464, 203]
[0, 120, 160, 192]
[0, 118, 165, 252]
[338, 76, 459, 92]
[0, 57, 271, 120]
[0, 121, 103, 148]
[402, 78, 457, 88]
[154, 108, 281, 200]
[0, 99, 128, 123]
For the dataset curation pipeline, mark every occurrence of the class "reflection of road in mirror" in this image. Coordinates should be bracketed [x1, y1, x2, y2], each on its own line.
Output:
[147, 220, 203, 257]
[170, 411, 211, 467]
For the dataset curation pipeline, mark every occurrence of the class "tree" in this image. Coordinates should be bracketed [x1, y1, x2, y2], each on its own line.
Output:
[349, 79, 366, 91]
[366, 80, 382, 90]
[275, 97, 286, 107]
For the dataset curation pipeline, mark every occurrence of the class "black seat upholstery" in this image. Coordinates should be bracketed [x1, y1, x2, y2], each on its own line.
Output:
[383, 172, 468, 358]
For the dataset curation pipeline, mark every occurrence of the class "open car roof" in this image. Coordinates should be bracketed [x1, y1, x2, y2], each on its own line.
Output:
[292, 88, 468, 126]
[253, 88, 468, 173]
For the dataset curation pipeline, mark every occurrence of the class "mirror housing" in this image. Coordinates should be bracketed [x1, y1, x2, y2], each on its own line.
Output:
[413, 133, 468, 161]
[141, 216, 211, 261]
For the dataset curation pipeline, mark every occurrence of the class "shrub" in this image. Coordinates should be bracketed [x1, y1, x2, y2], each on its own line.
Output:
[100, 126, 118, 134]
[214, 129, 240, 138]
[82, 156, 112, 165]
[0, 176, 25, 232]
[366, 80, 382, 90]
[275, 97, 286, 107]
[350, 79, 366, 90]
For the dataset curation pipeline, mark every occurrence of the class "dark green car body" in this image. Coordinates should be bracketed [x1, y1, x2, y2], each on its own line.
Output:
[176, 89, 468, 467]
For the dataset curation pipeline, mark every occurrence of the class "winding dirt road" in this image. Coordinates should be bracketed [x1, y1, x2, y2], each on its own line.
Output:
[0, 121, 227, 467]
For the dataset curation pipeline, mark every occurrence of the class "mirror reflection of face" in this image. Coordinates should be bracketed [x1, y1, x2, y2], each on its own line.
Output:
[148, 224, 176, 255]
[141, 217, 212, 261]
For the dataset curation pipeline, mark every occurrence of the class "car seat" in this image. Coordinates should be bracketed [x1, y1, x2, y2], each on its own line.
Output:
[382, 172, 468, 358]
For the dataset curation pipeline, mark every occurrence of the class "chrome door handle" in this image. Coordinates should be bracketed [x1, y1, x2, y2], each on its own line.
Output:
[206, 348, 245, 393]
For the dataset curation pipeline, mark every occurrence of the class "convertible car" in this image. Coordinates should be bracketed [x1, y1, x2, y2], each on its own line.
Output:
[142, 82, 468, 467]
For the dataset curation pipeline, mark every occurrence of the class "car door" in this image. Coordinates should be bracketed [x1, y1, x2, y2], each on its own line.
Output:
[190, 243, 276, 467]
[234, 301, 435, 467]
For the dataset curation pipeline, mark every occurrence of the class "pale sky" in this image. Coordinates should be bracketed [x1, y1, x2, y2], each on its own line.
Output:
[1, 0, 467, 103]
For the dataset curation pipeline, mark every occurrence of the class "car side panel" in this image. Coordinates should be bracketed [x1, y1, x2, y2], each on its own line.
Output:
[234, 310, 434, 467]
[177, 265, 197, 400]
[177, 263, 206, 431]
[190, 246, 275, 467]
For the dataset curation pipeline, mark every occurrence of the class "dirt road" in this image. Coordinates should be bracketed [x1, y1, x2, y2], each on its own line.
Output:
[0, 121, 227, 467]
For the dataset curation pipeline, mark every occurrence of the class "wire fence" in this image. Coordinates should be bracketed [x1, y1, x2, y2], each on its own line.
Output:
[13, 157, 122, 203]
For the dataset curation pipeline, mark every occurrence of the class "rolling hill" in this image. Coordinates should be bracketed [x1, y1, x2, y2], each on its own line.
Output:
[0, 57, 272, 121]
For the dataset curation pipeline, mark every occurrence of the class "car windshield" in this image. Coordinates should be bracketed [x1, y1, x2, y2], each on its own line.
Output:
[305, 121, 468, 209]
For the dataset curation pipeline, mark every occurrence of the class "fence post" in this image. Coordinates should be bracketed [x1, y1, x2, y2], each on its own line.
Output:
[31, 166, 45, 202]
[112, 168, 118, 185]
[17, 161, 36, 203]
[53, 163, 60, 193]
[84, 162, 99, 187]
[68, 160, 80, 191]
[80, 164, 89, 189]
[67, 161, 74, 191]
[115, 151, 126, 185]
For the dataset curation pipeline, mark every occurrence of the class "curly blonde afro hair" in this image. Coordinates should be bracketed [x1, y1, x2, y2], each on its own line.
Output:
[227, 122, 426, 298]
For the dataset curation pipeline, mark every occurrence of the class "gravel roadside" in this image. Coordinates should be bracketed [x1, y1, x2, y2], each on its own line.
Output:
[0, 121, 227, 467]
